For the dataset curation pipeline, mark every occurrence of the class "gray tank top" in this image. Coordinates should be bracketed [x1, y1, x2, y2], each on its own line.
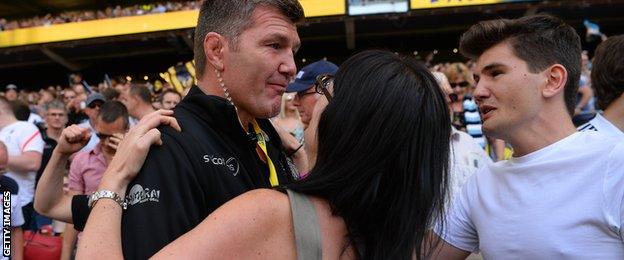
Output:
[287, 189, 323, 260]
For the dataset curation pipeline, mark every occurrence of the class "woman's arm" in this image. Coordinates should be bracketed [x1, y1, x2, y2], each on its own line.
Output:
[152, 189, 292, 259]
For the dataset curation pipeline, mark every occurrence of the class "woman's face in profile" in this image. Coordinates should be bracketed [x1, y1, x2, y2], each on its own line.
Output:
[303, 81, 334, 168]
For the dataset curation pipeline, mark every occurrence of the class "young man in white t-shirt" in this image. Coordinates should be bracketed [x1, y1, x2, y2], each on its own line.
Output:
[577, 35, 624, 138]
[0, 97, 44, 231]
[430, 15, 624, 259]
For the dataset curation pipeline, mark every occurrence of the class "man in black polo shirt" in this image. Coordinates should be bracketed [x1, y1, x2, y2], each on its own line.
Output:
[35, 0, 304, 258]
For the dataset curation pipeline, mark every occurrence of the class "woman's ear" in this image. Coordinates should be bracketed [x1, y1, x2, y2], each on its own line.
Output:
[204, 32, 226, 72]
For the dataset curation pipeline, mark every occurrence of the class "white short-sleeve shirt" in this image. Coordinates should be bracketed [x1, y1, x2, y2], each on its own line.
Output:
[578, 113, 624, 138]
[436, 131, 624, 259]
[0, 121, 45, 207]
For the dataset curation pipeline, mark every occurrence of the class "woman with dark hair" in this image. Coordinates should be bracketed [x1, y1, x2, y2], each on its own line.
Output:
[78, 50, 451, 259]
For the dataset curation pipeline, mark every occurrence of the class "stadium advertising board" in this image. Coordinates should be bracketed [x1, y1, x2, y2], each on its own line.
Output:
[349, 0, 409, 16]
[300, 0, 346, 17]
[410, 0, 538, 9]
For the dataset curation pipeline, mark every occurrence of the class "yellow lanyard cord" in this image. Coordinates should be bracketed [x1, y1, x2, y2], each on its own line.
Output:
[252, 120, 279, 187]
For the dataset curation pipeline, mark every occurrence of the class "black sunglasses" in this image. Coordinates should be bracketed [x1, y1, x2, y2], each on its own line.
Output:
[96, 133, 113, 139]
[314, 74, 333, 101]
[450, 81, 470, 88]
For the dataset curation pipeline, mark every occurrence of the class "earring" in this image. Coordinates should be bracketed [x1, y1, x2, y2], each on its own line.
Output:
[216, 69, 233, 105]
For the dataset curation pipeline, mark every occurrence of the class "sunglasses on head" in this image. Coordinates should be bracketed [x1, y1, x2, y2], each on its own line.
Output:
[450, 81, 470, 88]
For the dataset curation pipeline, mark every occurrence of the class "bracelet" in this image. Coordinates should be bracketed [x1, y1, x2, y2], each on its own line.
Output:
[88, 190, 127, 210]
[287, 143, 304, 157]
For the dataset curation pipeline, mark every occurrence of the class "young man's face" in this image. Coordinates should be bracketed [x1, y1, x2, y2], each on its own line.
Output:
[221, 6, 300, 119]
[473, 42, 545, 139]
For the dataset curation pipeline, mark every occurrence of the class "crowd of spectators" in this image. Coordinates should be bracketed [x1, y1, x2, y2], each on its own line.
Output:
[0, 0, 201, 31]
[0, 7, 622, 259]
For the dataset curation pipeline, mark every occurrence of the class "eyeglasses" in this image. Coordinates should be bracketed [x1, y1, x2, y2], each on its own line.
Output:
[314, 74, 333, 101]
[450, 81, 470, 88]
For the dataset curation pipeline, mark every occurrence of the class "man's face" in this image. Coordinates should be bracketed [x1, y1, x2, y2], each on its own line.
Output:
[291, 86, 319, 128]
[119, 90, 137, 116]
[473, 42, 545, 139]
[221, 6, 300, 119]
[5, 90, 17, 101]
[161, 92, 181, 110]
[449, 74, 470, 97]
[45, 108, 68, 130]
[63, 91, 77, 107]
[303, 81, 333, 168]
[95, 117, 126, 153]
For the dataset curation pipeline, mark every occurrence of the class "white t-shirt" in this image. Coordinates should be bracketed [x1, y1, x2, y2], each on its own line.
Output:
[27, 113, 43, 125]
[578, 113, 624, 138]
[448, 127, 492, 204]
[436, 131, 624, 259]
[0, 121, 45, 207]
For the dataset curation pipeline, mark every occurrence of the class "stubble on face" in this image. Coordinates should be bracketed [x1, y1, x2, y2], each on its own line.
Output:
[221, 6, 300, 120]
[474, 42, 545, 139]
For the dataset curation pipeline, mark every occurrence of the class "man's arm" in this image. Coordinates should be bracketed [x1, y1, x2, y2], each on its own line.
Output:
[7, 151, 42, 173]
[34, 150, 74, 222]
[60, 191, 80, 260]
[34, 125, 91, 223]
[426, 233, 471, 260]
[575, 85, 593, 115]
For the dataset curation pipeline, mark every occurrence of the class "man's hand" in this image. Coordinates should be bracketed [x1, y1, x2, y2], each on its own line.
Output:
[106, 133, 124, 151]
[56, 125, 91, 155]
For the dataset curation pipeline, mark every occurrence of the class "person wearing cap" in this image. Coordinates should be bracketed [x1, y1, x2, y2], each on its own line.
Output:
[287, 60, 338, 128]
[5, 84, 18, 101]
[77, 93, 107, 153]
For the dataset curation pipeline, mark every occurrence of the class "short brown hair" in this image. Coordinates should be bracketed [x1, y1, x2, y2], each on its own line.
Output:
[129, 84, 152, 104]
[459, 14, 581, 116]
[591, 35, 624, 110]
[193, 0, 304, 78]
[99, 101, 129, 130]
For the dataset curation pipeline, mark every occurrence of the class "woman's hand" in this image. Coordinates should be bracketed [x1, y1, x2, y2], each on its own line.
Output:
[98, 110, 181, 194]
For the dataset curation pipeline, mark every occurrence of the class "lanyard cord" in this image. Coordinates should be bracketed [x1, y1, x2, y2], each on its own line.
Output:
[252, 120, 279, 187]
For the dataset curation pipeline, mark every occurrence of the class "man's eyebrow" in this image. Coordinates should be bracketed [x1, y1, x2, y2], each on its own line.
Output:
[480, 62, 507, 74]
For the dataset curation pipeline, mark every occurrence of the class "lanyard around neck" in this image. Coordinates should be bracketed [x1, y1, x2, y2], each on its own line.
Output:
[252, 120, 279, 187]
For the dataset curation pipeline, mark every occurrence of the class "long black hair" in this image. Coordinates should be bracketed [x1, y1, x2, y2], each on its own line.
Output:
[287, 50, 450, 259]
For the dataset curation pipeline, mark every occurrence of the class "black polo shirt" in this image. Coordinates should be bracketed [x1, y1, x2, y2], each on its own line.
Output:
[72, 86, 296, 259]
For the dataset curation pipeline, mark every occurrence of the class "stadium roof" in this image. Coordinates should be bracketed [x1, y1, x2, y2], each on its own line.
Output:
[0, 0, 167, 19]
[1, 0, 623, 88]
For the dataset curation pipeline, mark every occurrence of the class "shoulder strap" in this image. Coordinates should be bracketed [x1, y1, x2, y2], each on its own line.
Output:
[287, 189, 323, 260]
